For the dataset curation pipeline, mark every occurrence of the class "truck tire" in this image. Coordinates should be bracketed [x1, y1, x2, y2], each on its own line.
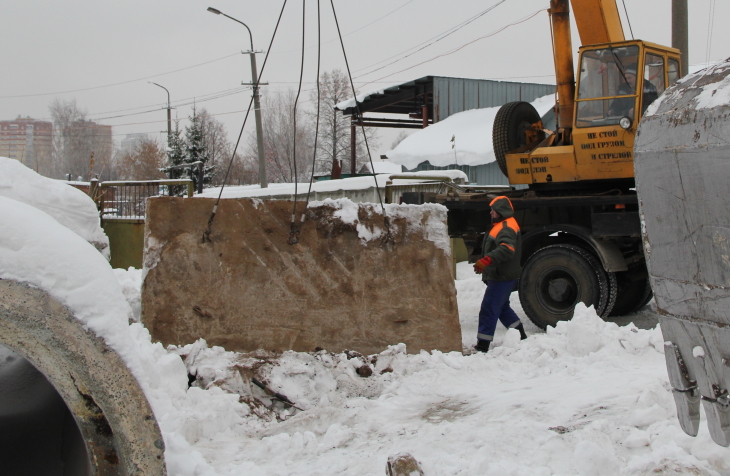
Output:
[608, 270, 653, 317]
[492, 101, 545, 176]
[519, 244, 615, 329]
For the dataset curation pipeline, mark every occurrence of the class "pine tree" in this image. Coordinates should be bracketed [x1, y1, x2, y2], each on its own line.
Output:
[162, 120, 187, 195]
[184, 107, 215, 190]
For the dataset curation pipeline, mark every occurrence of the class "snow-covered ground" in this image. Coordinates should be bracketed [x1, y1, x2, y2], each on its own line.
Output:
[3, 159, 730, 475]
[112, 263, 727, 476]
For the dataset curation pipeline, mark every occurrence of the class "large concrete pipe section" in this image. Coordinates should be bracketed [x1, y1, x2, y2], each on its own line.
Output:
[0, 279, 166, 475]
[635, 60, 730, 446]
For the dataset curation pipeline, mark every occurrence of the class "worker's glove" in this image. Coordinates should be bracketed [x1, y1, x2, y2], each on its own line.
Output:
[473, 256, 493, 274]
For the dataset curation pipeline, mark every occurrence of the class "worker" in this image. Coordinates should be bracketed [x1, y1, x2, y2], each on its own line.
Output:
[473, 196, 527, 353]
[609, 63, 658, 118]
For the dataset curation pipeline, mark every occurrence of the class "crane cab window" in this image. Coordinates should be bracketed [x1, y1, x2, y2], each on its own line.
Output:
[576, 45, 639, 127]
[642, 53, 664, 114]
[668, 58, 681, 86]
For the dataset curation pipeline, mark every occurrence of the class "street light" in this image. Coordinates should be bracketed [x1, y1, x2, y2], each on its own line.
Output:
[207, 7, 268, 188]
[148, 81, 172, 152]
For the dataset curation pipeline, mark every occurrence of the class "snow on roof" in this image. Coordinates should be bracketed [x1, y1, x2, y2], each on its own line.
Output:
[386, 94, 555, 170]
[335, 87, 386, 111]
[360, 160, 403, 174]
[0, 157, 109, 258]
[199, 170, 467, 199]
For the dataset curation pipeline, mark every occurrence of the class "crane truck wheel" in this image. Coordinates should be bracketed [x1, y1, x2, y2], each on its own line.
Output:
[492, 101, 545, 176]
[519, 244, 615, 329]
[608, 267, 653, 317]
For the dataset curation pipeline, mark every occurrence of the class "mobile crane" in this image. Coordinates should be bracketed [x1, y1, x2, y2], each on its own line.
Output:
[440, 0, 682, 328]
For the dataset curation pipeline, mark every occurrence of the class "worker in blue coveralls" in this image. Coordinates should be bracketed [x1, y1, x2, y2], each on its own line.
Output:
[473, 196, 528, 352]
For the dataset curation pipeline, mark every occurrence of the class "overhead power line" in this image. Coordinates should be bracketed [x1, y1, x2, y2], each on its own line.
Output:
[358, 9, 545, 87]
[0, 52, 241, 99]
[352, 0, 509, 78]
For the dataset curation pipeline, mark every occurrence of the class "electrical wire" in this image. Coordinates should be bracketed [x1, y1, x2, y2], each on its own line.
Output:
[359, 9, 545, 89]
[203, 0, 290, 243]
[351, 0, 509, 78]
[0, 53, 241, 99]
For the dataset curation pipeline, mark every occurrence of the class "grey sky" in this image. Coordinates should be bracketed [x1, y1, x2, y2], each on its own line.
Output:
[2, 0, 727, 159]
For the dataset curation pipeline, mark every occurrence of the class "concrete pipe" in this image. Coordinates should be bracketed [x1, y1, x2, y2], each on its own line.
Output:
[0, 279, 166, 475]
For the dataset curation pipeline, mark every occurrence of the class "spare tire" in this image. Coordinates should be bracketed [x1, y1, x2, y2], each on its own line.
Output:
[492, 101, 545, 176]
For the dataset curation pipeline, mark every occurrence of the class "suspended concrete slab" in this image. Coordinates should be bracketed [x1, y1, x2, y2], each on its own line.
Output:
[141, 197, 462, 355]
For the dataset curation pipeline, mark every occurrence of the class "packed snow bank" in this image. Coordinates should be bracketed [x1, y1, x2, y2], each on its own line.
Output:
[387, 94, 555, 170]
[199, 170, 468, 200]
[307, 198, 451, 252]
[0, 196, 247, 473]
[0, 157, 109, 258]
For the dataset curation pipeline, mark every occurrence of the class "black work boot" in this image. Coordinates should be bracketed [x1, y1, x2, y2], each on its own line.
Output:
[475, 340, 491, 353]
[515, 323, 527, 340]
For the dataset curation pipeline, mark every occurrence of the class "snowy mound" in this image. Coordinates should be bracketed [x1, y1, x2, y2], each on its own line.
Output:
[387, 94, 555, 170]
[0, 157, 109, 258]
[0, 195, 249, 473]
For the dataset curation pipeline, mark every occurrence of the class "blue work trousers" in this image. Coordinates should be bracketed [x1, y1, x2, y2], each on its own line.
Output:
[477, 280, 520, 342]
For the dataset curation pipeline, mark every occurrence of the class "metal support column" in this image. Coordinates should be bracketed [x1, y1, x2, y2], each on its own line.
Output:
[350, 122, 356, 176]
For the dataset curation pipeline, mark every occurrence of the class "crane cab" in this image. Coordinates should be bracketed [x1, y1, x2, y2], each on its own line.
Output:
[504, 40, 681, 185]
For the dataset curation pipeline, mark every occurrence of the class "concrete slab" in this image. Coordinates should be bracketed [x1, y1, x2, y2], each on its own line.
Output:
[141, 197, 462, 355]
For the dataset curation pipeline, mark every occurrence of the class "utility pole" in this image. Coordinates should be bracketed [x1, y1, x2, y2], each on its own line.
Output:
[244, 50, 268, 188]
[672, 0, 689, 76]
[207, 7, 268, 188]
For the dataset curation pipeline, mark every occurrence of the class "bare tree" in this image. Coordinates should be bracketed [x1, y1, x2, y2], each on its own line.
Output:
[249, 90, 315, 183]
[199, 108, 230, 185]
[308, 69, 379, 176]
[115, 137, 166, 180]
[390, 130, 410, 150]
[49, 99, 113, 180]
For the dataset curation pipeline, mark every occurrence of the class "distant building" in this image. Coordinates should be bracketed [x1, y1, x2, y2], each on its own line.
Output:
[0, 116, 53, 170]
[120, 133, 148, 156]
[336, 76, 556, 185]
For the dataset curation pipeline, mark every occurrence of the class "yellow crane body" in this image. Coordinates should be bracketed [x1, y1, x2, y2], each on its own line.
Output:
[498, 1, 681, 186]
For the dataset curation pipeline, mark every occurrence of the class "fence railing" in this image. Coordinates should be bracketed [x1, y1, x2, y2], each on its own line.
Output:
[94, 179, 194, 221]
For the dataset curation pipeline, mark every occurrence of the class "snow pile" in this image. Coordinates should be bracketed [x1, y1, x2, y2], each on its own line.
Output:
[199, 170, 468, 200]
[0, 157, 109, 258]
[113, 267, 143, 321]
[307, 198, 451, 253]
[152, 297, 729, 476]
[387, 94, 555, 170]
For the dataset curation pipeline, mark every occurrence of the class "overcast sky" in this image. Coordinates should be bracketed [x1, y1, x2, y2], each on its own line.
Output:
[2, 0, 728, 158]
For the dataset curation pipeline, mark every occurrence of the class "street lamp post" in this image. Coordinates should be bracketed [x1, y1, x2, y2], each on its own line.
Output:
[207, 7, 268, 188]
[148, 82, 172, 151]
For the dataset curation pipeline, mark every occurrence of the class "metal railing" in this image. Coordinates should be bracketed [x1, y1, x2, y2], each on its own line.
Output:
[94, 179, 194, 221]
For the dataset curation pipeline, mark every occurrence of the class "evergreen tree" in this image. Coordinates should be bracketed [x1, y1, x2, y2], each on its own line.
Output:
[162, 120, 187, 195]
[184, 107, 215, 190]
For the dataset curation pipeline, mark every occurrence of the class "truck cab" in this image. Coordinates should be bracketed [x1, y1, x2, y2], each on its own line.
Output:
[505, 41, 681, 185]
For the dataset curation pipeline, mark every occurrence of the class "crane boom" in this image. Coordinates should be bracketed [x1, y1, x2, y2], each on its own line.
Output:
[571, 0, 625, 45]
